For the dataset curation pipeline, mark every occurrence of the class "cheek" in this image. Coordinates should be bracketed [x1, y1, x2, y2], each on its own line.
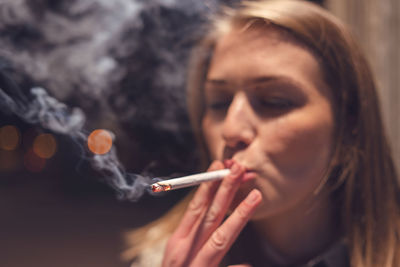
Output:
[264, 108, 334, 179]
[242, 109, 334, 219]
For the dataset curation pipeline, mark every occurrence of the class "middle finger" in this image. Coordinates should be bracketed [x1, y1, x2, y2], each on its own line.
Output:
[189, 163, 246, 255]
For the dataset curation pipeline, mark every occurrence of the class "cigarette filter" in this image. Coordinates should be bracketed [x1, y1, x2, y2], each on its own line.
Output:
[151, 169, 230, 192]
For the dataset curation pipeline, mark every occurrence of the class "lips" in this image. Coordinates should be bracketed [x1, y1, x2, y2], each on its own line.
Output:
[223, 158, 258, 180]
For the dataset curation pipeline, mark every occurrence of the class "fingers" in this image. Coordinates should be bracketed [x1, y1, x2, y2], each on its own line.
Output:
[173, 161, 224, 239]
[192, 189, 262, 266]
[189, 163, 246, 254]
[223, 159, 234, 168]
[163, 160, 258, 267]
[163, 161, 225, 267]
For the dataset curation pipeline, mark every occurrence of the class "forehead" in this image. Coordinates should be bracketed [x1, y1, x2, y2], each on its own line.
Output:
[216, 24, 299, 50]
[212, 21, 317, 62]
[207, 26, 331, 98]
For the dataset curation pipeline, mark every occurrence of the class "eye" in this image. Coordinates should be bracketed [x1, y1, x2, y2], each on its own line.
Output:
[207, 101, 231, 110]
[259, 97, 294, 109]
[205, 93, 232, 112]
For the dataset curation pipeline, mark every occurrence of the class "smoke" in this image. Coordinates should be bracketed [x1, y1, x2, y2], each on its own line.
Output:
[0, 0, 143, 99]
[0, 85, 157, 201]
[0, 0, 219, 104]
[0, 0, 238, 200]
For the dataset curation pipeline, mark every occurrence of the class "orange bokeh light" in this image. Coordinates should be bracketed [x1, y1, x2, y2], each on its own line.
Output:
[33, 133, 57, 159]
[0, 125, 20, 151]
[87, 129, 113, 155]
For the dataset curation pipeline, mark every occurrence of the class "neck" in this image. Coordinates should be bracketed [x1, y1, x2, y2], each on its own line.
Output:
[252, 191, 340, 266]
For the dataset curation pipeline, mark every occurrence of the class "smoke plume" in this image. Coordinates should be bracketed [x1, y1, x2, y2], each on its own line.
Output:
[0, 85, 157, 200]
[0, 0, 237, 200]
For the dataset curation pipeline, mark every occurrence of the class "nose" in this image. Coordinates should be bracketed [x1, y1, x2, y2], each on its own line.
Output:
[222, 92, 256, 149]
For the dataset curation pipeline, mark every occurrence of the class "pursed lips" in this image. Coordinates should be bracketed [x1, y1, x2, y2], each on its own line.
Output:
[232, 161, 259, 181]
[222, 156, 260, 181]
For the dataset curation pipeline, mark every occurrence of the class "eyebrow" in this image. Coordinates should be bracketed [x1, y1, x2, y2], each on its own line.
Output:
[205, 75, 302, 87]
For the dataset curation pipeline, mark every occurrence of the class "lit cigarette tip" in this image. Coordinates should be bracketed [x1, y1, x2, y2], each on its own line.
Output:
[151, 184, 162, 193]
[151, 183, 171, 193]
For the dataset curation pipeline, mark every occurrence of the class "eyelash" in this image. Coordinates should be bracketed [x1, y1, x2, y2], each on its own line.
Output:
[258, 97, 294, 109]
[207, 101, 231, 110]
[206, 97, 293, 111]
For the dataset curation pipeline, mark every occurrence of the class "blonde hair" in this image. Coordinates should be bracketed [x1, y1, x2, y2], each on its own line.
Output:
[126, 1, 400, 266]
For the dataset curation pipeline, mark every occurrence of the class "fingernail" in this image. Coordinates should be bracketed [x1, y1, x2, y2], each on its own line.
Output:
[246, 190, 260, 204]
[224, 159, 233, 168]
[230, 163, 240, 175]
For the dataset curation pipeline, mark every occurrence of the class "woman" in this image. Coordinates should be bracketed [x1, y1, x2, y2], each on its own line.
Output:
[125, 0, 400, 266]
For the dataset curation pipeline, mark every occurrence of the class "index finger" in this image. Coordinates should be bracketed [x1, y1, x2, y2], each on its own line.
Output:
[191, 189, 262, 266]
[172, 161, 224, 239]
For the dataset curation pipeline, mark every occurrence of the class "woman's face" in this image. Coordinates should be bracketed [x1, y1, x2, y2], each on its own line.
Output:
[201, 27, 334, 220]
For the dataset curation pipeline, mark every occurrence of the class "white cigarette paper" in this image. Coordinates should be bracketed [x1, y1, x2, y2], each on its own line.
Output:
[151, 169, 231, 192]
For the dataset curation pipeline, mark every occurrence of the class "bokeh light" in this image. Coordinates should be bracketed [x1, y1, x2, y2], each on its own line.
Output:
[87, 129, 113, 155]
[0, 125, 20, 151]
[24, 149, 46, 172]
[33, 133, 57, 159]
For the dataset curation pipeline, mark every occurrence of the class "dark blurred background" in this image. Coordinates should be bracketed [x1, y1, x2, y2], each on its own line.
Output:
[0, 0, 327, 266]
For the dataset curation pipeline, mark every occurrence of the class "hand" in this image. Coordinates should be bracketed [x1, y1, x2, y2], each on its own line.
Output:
[162, 160, 262, 267]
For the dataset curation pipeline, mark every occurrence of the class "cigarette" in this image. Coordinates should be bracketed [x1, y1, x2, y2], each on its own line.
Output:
[151, 169, 231, 192]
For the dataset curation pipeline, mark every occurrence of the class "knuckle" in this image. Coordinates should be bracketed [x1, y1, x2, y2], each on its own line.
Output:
[220, 179, 236, 193]
[164, 248, 185, 267]
[224, 179, 236, 190]
[188, 198, 205, 217]
[204, 205, 220, 225]
[210, 229, 227, 250]
[165, 256, 184, 267]
[224, 172, 242, 188]
[236, 203, 251, 220]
